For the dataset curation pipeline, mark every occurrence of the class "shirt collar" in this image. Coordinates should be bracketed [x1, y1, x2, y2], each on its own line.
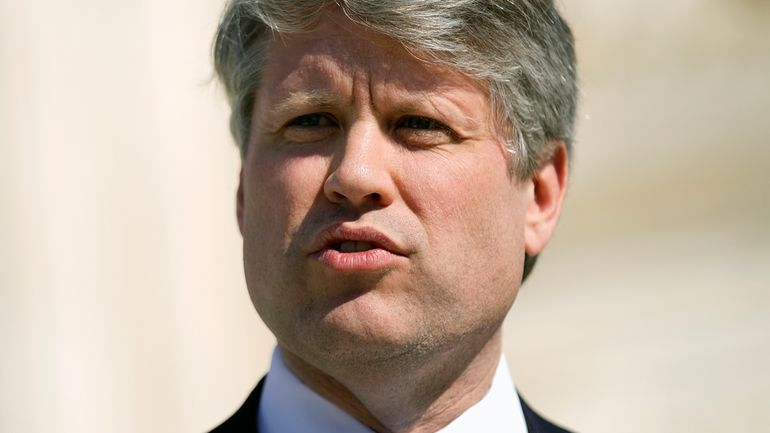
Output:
[257, 347, 528, 433]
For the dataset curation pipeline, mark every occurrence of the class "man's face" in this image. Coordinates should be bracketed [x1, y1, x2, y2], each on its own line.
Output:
[238, 12, 534, 369]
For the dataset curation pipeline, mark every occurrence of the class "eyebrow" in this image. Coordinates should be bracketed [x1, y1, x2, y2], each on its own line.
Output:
[270, 89, 339, 115]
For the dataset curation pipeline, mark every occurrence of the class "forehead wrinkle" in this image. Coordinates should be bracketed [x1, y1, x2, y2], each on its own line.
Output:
[282, 52, 353, 93]
[257, 51, 357, 120]
[368, 55, 487, 109]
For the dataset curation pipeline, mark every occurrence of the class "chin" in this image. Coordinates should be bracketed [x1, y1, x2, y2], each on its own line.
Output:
[302, 295, 435, 362]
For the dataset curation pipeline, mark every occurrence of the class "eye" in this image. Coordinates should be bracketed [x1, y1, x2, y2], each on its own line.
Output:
[287, 113, 335, 128]
[283, 113, 337, 143]
[394, 115, 458, 147]
[398, 116, 441, 130]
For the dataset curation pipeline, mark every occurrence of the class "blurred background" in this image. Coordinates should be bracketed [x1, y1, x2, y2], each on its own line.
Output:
[1, 0, 768, 431]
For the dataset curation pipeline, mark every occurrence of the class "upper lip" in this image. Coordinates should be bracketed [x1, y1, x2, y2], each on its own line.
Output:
[309, 223, 408, 256]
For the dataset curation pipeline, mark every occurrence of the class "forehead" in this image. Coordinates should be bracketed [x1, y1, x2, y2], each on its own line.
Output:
[257, 9, 489, 104]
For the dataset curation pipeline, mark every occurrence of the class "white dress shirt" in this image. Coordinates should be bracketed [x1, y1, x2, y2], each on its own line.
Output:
[257, 347, 529, 433]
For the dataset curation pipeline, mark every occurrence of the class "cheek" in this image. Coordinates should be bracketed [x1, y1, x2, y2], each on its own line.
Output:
[399, 151, 527, 298]
[402, 151, 526, 245]
[243, 154, 328, 244]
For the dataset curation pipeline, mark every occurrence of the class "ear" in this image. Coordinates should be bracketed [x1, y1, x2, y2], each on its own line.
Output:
[236, 165, 245, 237]
[524, 141, 569, 256]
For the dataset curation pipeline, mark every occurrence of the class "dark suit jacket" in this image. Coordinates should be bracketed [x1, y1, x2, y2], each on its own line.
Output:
[210, 377, 573, 433]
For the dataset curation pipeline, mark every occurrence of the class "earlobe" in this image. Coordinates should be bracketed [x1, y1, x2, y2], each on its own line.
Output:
[524, 141, 569, 256]
[237, 166, 245, 237]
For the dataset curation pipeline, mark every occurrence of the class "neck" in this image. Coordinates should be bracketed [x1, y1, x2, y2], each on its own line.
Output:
[279, 329, 503, 433]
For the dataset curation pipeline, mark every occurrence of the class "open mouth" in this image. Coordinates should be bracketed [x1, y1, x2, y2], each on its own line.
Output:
[311, 225, 405, 271]
[329, 241, 378, 253]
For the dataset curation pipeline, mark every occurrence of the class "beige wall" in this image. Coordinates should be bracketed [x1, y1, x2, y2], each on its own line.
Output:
[2, 1, 768, 432]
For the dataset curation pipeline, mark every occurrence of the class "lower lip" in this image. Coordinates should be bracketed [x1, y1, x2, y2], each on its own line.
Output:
[314, 248, 400, 272]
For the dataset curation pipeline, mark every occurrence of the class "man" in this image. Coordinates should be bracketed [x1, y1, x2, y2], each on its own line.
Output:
[210, 0, 576, 432]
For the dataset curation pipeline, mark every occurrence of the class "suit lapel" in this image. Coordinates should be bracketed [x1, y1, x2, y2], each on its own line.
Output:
[208, 378, 265, 433]
[519, 395, 573, 433]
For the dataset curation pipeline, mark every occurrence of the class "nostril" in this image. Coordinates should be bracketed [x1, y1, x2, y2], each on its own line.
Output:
[322, 168, 394, 207]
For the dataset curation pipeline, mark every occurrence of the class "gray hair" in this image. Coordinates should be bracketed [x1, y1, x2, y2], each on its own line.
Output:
[213, 0, 577, 178]
[213, 0, 577, 280]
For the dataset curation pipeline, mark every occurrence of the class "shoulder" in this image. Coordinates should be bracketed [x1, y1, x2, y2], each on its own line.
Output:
[208, 378, 266, 433]
[518, 395, 575, 433]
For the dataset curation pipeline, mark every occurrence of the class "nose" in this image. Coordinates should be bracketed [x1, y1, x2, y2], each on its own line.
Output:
[323, 122, 396, 209]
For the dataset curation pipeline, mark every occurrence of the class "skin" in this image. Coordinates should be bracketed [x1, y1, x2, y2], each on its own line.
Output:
[236, 9, 569, 433]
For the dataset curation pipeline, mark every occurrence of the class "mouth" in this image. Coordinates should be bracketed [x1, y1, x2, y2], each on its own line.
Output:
[328, 241, 380, 253]
[310, 225, 408, 272]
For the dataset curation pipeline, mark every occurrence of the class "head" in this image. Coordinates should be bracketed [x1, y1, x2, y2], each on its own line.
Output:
[215, 0, 577, 283]
[213, 0, 576, 375]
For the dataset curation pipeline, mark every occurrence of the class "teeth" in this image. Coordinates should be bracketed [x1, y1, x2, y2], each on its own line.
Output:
[338, 241, 374, 253]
